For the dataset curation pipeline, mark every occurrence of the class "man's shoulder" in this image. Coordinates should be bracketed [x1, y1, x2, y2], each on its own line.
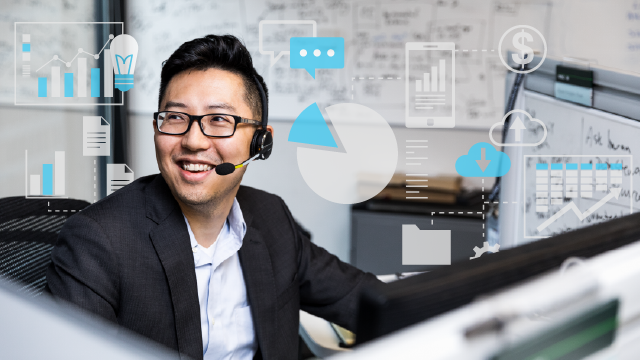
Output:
[77, 174, 159, 222]
[236, 185, 287, 219]
[237, 185, 282, 203]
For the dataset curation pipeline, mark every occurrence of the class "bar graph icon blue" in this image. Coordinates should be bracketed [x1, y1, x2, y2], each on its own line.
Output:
[25, 150, 66, 199]
[42, 164, 53, 195]
[38, 78, 47, 97]
[91, 68, 100, 97]
[64, 73, 73, 97]
[15, 22, 123, 105]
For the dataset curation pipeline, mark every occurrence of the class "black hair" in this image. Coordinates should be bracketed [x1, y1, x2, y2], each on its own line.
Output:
[158, 34, 268, 121]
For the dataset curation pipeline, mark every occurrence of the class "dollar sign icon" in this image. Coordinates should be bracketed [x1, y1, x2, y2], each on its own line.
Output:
[499, 25, 546, 74]
[511, 29, 534, 69]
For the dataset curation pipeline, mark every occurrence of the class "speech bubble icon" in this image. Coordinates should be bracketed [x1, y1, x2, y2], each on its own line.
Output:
[290, 37, 345, 79]
[259, 20, 317, 67]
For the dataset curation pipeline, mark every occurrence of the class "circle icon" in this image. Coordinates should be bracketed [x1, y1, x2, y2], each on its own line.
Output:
[293, 103, 398, 204]
[313, 49, 321, 57]
[327, 49, 335, 57]
[300, 49, 307, 57]
[498, 25, 547, 74]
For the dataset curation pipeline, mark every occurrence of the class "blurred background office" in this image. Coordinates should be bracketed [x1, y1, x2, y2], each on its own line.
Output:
[2, 0, 638, 262]
[2, 0, 640, 359]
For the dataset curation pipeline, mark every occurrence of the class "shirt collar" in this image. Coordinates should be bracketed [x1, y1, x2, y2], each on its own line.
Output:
[183, 198, 247, 267]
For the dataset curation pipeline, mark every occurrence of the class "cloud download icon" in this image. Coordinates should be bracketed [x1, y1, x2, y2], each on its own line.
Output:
[455, 142, 511, 177]
[290, 37, 344, 78]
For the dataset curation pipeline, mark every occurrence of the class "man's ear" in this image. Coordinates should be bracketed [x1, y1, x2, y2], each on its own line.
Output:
[266, 125, 274, 138]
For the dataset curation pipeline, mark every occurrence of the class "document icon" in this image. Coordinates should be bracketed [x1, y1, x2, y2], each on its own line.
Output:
[106, 164, 134, 196]
[83, 116, 110, 156]
[402, 225, 451, 265]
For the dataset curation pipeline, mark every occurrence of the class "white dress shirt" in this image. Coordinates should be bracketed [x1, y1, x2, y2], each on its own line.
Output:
[183, 198, 257, 359]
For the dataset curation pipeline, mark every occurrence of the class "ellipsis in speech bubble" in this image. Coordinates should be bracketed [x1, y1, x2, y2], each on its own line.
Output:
[290, 37, 345, 79]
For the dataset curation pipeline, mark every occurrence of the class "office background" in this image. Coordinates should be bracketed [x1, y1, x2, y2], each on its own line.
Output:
[1, 0, 639, 263]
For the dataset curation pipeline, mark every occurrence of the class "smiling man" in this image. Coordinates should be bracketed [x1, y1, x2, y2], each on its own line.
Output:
[46, 35, 380, 360]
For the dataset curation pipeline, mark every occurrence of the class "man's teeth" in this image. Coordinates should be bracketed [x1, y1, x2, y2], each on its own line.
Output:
[182, 163, 213, 172]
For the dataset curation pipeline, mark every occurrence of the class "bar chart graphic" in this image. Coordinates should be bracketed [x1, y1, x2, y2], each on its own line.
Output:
[524, 155, 632, 238]
[25, 150, 67, 199]
[14, 22, 123, 106]
[415, 60, 446, 93]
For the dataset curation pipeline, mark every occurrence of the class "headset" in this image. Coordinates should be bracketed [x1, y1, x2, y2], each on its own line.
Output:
[215, 74, 273, 176]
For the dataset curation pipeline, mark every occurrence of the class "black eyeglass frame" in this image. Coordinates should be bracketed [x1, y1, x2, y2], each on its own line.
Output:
[153, 111, 263, 138]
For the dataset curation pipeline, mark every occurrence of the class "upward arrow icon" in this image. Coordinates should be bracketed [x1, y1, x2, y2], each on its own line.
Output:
[510, 116, 527, 142]
[476, 147, 491, 172]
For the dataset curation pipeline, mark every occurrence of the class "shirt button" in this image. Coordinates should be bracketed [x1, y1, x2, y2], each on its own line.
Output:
[211, 318, 215, 325]
[192, 247, 198, 253]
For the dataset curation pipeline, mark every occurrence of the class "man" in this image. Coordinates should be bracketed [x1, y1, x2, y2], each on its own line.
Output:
[46, 35, 380, 360]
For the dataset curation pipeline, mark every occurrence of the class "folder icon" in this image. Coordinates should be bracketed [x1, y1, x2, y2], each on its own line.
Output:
[106, 164, 134, 196]
[402, 225, 451, 265]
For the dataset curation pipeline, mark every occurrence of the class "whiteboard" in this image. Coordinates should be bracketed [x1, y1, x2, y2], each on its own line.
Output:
[122, 0, 640, 127]
[515, 91, 640, 243]
[2, 0, 640, 126]
[125, 0, 555, 128]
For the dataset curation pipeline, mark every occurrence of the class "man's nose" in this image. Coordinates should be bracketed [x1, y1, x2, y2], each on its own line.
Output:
[181, 120, 211, 152]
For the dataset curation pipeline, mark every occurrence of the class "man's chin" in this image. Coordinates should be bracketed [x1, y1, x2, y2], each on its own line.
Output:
[173, 188, 218, 207]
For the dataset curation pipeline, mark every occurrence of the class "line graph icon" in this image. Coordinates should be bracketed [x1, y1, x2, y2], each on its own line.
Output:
[524, 155, 633, 239]
[14, 22, 124, 106]
[537, 188, 622, 232]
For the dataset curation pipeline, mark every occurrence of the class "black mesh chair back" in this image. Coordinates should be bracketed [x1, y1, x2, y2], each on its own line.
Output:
[0, 197, 90, 296]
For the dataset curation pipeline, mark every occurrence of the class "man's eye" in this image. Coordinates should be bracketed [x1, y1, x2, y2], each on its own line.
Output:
[212, 116, 232, 123]
[168, 114, 186, 121]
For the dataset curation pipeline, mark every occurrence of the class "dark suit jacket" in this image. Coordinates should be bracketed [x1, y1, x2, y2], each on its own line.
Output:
[46, 174, 380, 360]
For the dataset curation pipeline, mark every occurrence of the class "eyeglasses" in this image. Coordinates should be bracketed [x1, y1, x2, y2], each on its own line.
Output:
[153, 111, 262, 138]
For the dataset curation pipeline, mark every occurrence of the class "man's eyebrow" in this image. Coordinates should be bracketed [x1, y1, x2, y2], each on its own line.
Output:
[163, 101, 187, 109]
[208, 102, 237, 112]
[162, 101, 238, 113]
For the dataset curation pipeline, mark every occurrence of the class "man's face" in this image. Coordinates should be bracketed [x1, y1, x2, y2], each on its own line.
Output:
[154, 68, 267, 207]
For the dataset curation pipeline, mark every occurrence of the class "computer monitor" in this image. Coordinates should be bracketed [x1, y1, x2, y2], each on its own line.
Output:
[0, 279, 177, 359]
[355, 211, 640, 344]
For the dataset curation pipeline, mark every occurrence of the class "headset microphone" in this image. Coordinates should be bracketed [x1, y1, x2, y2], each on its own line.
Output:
[214, 139, 273, 176]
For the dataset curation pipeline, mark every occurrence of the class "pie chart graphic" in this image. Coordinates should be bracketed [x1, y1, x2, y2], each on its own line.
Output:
[289, 102, 398, 204]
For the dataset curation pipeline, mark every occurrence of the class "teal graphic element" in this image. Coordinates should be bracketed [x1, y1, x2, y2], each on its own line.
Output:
[288, 103, 337, 148]
[290, 37, 344, 78]
[455, 142, 511, 177]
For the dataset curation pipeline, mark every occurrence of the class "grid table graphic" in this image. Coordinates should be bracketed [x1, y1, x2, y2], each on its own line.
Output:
[524, 155, 633, 238]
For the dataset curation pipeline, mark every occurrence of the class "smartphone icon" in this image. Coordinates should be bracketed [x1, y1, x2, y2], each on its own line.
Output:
[405, 42, 455, 128]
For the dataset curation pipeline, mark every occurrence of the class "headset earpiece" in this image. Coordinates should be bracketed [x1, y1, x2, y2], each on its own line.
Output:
[250, 74, 272, 160]
[250, 130, 273, 160]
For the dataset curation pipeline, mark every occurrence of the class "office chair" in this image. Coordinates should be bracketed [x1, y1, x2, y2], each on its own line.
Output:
[0, 196, 90, 296]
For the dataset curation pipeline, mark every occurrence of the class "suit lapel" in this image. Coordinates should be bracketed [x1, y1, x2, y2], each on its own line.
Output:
[239, 219, 277, 360]
[146, 175, 202, 360]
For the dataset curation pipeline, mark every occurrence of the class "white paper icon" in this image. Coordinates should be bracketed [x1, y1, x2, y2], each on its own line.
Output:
[83, 116, 111, 156]
[402, 225, 451, 265]
[106, 164, 133, 196]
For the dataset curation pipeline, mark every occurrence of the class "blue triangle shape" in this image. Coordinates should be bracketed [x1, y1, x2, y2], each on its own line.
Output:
[288, 103, 337, 147]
